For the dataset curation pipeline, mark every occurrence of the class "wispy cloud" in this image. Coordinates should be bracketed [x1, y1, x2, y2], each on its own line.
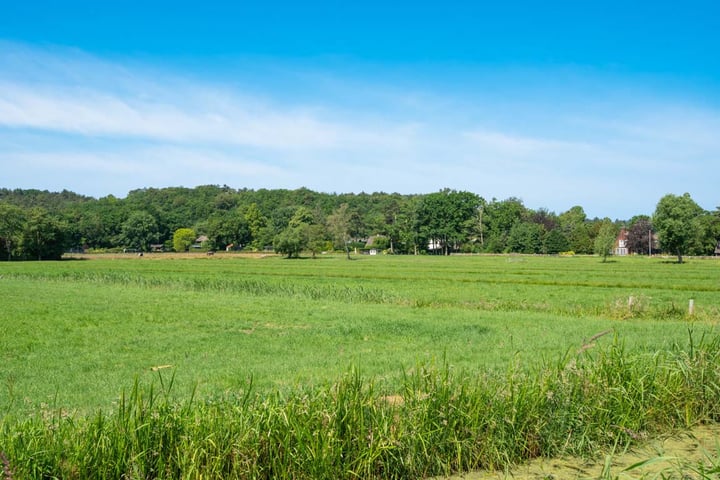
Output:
[1, 41, 719, 217]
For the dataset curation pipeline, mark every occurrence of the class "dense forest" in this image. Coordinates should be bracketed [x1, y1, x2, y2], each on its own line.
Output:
[1, 186, 718, 260]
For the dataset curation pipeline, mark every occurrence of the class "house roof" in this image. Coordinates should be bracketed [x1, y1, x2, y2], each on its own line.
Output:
[365, 235, 386, 247]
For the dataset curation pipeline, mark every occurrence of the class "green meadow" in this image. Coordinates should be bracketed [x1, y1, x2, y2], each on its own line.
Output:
[1, 254, 720, 478]
[2, 254, 717, 414]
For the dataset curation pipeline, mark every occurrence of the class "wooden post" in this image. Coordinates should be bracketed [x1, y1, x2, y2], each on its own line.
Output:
[689, 299, 695, 316]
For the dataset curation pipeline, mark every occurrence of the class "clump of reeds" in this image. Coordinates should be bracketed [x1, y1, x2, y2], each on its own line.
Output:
[1, 331, 719, 479]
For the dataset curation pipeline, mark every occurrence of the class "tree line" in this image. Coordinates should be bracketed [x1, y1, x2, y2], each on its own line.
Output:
[0, 187, 718, 261]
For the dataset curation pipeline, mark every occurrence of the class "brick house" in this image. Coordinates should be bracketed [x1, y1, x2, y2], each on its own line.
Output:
[614, 228, 629, 256]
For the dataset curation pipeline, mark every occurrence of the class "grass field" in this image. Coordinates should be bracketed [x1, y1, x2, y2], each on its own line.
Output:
[2, 253, 718, 414]
[1, 253, 719, 478]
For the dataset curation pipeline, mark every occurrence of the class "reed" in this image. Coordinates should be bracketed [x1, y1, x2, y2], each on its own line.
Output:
[2, 331, 719, 479]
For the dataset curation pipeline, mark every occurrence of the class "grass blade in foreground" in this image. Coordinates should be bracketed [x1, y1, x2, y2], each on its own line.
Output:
[2, 332, 720, 479]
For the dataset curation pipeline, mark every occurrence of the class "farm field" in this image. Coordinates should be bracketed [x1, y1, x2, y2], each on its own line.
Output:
[1, 253, 720, 478]
[2, 253, 718, 414]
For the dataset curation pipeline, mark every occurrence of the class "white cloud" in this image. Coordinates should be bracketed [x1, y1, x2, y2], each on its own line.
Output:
[1, 41, 719, 218]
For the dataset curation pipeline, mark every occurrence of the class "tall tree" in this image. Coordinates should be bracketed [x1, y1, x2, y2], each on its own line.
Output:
[394, 197, 420, 255]
[627, 216, 654, 255]
[306, 224, 329, 259]
[653, 193, 704, 263]
[506, 222, 545, 254]
[544, 228, 570, 254]
[204, 210, 251, 251]
[416, 189, 481, 255]
[327, 203, 352, 259]
[691, 211, 720, 256]
[593, 218, 617, 262]
[172, 228, 196, 252]
[118, 211, 159, 252]
[22, 207, 68, 260]
[0, 203, 26, 260]
[559, 206, 592, 254]
[273, 225, 306, 258]
[482, 197, 525, 253]
[242, 203, 268, 250]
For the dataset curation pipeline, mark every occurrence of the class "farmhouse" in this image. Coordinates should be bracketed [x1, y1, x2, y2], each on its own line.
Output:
[614, 228, 629, 256]
[364, 235, 388, 255]
[614, 228, 659, 255]
[192, 235, 209, 249]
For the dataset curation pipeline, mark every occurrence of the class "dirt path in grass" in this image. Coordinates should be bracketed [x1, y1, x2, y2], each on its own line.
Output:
[437, 424, 720, 479]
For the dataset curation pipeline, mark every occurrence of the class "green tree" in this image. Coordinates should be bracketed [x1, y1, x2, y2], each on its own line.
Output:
[416, 189, 481, 255]
[172, 228, 196, 252]
[559, 206, 593, 254]
[544, 228, 570, 254]
[396, 197, 421, 254]
[288, 206, 315, 228]
[691, 211, 720, 256]
[481, 197, 526, 253]
[627, 216, 654, 255]
[593, 218, 617, 262]
[306, 224, 329, 259]
[506, 222, 545, 254]
[653, 193, 704, 263]
[327, 203, 352, 258]
[75, 195, 126, 249]
[242, 203, 268, 250]
[204, 210, 250, 251]
[22, 207, 68, 260]
[0, 203, 26, 260]
[273, 225, 306, 258]
[118, 211, 159, 252]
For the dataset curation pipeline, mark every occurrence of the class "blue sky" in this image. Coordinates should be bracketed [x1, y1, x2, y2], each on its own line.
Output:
[1, 1, 719, 219]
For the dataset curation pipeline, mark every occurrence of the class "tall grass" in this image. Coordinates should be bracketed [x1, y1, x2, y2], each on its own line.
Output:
[3, 270, 400, 305]
[5, 266, 716, 320]
[2, 331, 719, 479]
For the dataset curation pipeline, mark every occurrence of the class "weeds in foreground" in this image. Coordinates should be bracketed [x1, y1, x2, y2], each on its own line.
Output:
[1, 332, 719, 479]
[0, 451, 13, 480]
[596, 442, 720, 480]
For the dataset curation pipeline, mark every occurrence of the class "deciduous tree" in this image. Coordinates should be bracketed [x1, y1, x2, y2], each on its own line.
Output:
[172, 228, 196, 252]
[559, 206, 592, 254]
[481, 197, 525, 253]
[22, 207, 68, 260]
[544, 228, 570, 254]
[273, 225, 306, 258]
[417, 189, 481, 255]
[0, 203, 26, 260]
[327, 203, 352, 258]
[118, 211, 159, 252]
[593, 218, 617, 262]
[506, 222, 544, 254]
[627, 216, 654, 255]
[653, 193, 704, 263]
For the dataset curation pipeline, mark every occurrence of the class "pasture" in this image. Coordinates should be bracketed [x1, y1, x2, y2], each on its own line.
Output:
[2, 253, 718, 414]
[1, 253, 719, 478]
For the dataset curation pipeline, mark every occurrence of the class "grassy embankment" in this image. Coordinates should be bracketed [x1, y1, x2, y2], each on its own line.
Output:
[1, 254, 719, 477]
